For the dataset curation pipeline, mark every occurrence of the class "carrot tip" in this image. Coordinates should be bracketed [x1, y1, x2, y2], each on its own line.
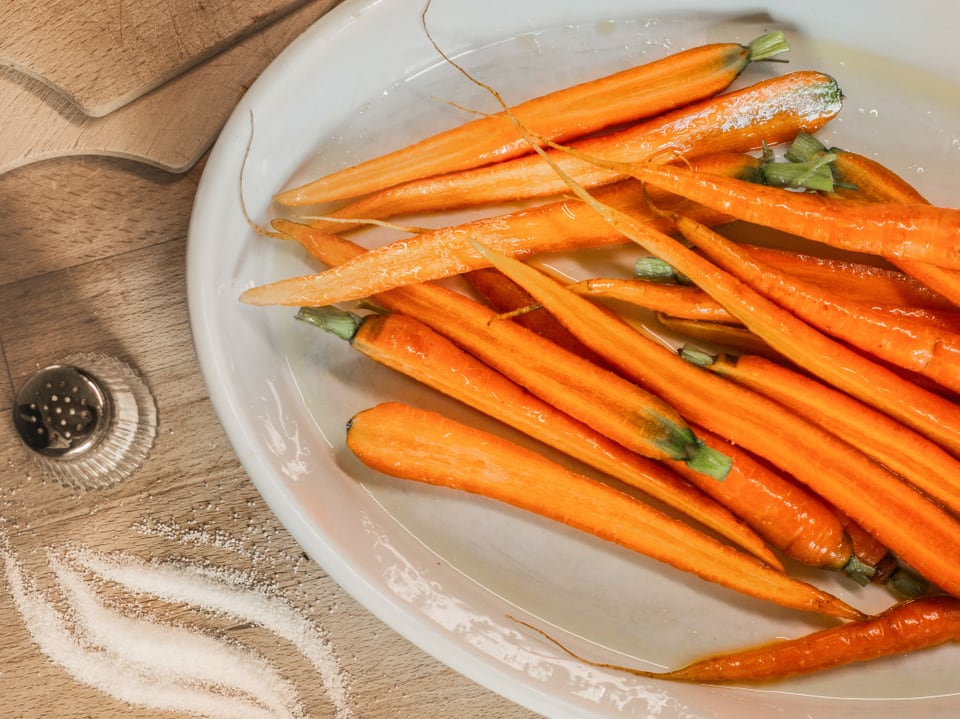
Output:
[684, 439, 733, 481]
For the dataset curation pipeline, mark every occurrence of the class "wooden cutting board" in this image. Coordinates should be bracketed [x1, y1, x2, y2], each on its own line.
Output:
[0, 0, 340, 175]
[0, 0, 314, 117]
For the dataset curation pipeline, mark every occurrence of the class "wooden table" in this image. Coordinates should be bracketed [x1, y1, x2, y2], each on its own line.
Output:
[0, 3, 539, 717]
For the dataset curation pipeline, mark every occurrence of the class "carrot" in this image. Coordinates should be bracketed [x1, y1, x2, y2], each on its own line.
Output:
[301, 71, 841, 224]
[468, 240, 960, 598]
[272, 221, 730, 478]
[463, 267, 610, 365]
[669, 424, 856, 574]
[673, 219, 960, 393]
[299, 306, 776, 563]
[681, 349, 960, 517]
[568, 277, 735, 324]
[740, 245, 956, 312]
[621, 161, 960, 270]
[274, 31, 789, 206]
[524, 595, 960, 683]
[346, 401, 862, 619]
[656, 315, 780, 359]
[787, 132, 960, 306]
[838, 516, 928, 598]
[241, 169, 737, 308]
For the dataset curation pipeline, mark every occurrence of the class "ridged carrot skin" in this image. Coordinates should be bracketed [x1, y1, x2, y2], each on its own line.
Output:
[682, 222, 960, 394]
[789, 133, 960, 306]
[274, 35, 787, 206]
[300, 307, 777, 564]
[468, 240, 960, 599]
[303, 72, 841, 223]
[346, 402, 862, 619]
[670, 214, 960, 456]
[626, 162, 960, 270]
[671, 424, 854, 571]
[641, 596, 960, 683]
[693, 351, 960, 517]
[270, 221, 729, 476]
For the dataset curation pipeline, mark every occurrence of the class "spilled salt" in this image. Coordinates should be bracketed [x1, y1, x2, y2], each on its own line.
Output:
[67, 546, 354, 719]
[0, 532, 354, 719]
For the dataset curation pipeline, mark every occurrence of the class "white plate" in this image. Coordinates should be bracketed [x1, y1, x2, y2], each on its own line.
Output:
[187, 2, 960, 717]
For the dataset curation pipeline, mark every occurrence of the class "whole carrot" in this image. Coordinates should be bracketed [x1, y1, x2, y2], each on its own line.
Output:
[297, 306, 772, 562]
[634, 596, 960, 682]
[271, 221, 731, 479]
[301, 71, 841, 223]
[346, 402, 862, 619]
[275, 32, 789, 206]
[670, 424, 856, 574]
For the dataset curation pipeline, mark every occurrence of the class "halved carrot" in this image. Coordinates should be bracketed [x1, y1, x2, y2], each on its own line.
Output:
[346, 401, 861, 619]
[464, 267, 609, 365]
[302, 71, 841, 223]
[274, 32, 788, 206]
[622, 161, 960, 270]
[270, 221, 730, 478]
[468, 240, 960, 598]
[682, 349, 960, 517]
[299, 306, 775, 563]
[670, 424, 855, 573]
[242, 164, 738, 308]
[524, 595, 960, 683]
[676, 221, 960, 393]
[568, 277, 735, 324]
[786, 131, 960, 307]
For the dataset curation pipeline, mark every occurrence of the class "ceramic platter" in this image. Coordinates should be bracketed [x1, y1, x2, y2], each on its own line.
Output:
[187, 1, 960, 716]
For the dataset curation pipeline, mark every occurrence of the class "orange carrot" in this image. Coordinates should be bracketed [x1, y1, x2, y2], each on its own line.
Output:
[673, 221, 960, 394]
[468, 240, 960, 598]
[670, 424, 855, 573]
[270, 221, 730, 478]
[274, 32, 788, 206]
[241, 171, 736, 307]
[464, 267, 610, 365]
[656, 315, 779, 359]
[786, 131, 960, 306]
[301, 71, 841, 223]
[682, 349, 960, 517]
[299, 306, 775, 563]
[569, 278, 735, 324]
[527, 595, 960, 683]
[346, 401, 862, 619]
[622, 161, 960, 270]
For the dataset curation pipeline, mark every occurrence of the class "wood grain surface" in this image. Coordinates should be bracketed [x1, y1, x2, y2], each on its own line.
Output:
[0, 1, 543, 716]
[0, 0, 314, 117]
[0, 155, 539, 719]
[0, 0, 340, 175]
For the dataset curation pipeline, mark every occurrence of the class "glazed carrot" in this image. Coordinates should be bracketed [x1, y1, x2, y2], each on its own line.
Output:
[241, 170, 736, 307]
[619, 161, 960, 269]
[670, 424, 855, 574]
[346, 402, 861, 619]
[787, 131, 960, 306]
[464, 268, 609, 365]
[468, 240, 960, 597]
[837, 516, 928, 598]
[274, 32, 788, 206]
[741, 245, 956, 312]
[682, 349, 960, 517]
[270, 221, 730, 478]
[298, 306, 775, 563]
[668, 214, 960, 447]
[674, 221, 960, 393]
[656, 315, 779, 359]
[302, 72, 841, 223]
[618, 596, 960, 682]
[568, 278, 735, 324]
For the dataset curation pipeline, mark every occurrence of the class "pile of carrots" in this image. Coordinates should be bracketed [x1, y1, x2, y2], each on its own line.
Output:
[240, 23, 960, 686]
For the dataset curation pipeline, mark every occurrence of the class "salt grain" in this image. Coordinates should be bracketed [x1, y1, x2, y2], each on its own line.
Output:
[0, 532, 354, 719]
